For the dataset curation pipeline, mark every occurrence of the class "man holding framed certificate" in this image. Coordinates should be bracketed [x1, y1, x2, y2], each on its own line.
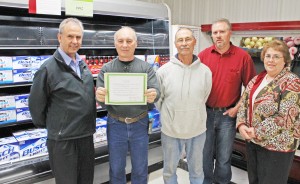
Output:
[96, 26, 160, 184]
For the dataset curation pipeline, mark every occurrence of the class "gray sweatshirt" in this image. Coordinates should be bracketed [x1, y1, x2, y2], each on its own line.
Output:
[155, 55, 212, 139]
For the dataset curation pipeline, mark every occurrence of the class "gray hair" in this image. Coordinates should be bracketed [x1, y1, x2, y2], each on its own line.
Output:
[212, 18, 232, 31]
[175, 27, 195, 39]
[59, 18, 84, 34]
[114, 26, 137, 42]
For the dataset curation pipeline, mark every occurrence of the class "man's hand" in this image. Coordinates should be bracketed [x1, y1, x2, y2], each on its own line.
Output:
[96, 87, 107, 102]
[223, 106, 239, 117]
[145, 88, 157, 103]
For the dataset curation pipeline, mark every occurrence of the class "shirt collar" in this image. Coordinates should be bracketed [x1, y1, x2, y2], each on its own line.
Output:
[58, 47, 82, 66]
[211, 42, 235, 55]
[175, 54, 198, 63]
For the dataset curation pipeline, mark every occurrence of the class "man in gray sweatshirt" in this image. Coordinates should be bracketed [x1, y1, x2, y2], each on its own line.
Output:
[155, 28, 212, 184]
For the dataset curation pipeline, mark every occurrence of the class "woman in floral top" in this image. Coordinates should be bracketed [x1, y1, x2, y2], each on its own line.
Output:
[236, 39, 300, 184]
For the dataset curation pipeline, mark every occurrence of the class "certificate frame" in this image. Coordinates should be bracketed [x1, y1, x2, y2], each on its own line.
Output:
[104, 73, 147, 105]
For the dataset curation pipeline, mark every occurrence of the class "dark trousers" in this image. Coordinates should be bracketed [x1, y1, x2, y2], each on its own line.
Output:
[47, 136, 95, 184]
[246, 141, 295, 184]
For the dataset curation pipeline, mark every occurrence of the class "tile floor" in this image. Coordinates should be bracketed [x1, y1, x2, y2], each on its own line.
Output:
[146, 166, 248, 184]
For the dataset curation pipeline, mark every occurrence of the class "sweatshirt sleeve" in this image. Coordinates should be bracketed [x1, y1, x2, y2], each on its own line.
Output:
[154, 69, 164, 110]
[28, 68, 49, 128]
[147, 66, 161, 103]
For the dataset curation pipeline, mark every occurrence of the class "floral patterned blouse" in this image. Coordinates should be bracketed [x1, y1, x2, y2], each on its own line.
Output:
[237, 67, 300, 152]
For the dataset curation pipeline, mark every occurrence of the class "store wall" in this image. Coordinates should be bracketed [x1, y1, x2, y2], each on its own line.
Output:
[138, 0, 300, 25]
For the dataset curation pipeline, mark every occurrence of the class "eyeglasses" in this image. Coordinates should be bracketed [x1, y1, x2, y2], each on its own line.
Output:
[176, 37, 193, 44]
[264, 54, 283, 61]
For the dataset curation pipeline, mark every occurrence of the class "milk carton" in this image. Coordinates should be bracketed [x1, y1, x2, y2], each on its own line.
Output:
[93, 118, 107, 143]
[0, 96, 16, 110]
[0, 136, 19, 165]
[13, 129, 48, 160]
[14, 94, 29, 109]
[0, 57, 13, 70]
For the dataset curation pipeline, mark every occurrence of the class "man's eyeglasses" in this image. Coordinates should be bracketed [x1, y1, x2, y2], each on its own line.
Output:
[264, 54, 283, 61]
[176, 37, 193, 44]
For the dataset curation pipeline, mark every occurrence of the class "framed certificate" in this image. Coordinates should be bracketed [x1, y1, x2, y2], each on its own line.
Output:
[104, 73, 147, 105]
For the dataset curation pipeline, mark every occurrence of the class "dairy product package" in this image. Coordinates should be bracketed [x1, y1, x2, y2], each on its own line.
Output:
[0, 136, 19, 165]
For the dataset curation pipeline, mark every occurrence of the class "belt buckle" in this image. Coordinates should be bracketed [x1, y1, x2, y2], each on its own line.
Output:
[125, 117, 132, 124]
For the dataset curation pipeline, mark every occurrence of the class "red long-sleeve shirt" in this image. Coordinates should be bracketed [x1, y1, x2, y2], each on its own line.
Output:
[198, 44, 256, 107]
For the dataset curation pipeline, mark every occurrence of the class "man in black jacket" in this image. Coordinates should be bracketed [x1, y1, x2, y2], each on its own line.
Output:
[29, 18, 96, 184]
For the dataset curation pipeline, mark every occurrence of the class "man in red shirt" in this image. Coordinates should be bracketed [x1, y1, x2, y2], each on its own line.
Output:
[198, 18, 256, 184]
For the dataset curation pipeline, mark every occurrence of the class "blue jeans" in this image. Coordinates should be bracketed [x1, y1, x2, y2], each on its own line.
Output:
[107, 115, 149, 184]
[162, 132, 206, 184]
[203, 108, 236, 184]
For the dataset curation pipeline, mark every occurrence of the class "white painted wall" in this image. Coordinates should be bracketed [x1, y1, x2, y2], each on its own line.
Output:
[138, 0, 300, 25]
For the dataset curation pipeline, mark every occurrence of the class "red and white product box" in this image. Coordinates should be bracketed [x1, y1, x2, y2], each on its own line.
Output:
[0, 57, 13, 70]
[0, 109, 16, 125]
[0, 70, 13, 84]
[0, 96, 16, 110]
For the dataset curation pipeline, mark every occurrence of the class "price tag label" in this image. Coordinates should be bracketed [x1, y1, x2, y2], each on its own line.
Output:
[65, 0, 93, 17]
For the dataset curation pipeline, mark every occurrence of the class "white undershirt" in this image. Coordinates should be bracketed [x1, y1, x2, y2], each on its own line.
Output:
[252, 75, 271, 110]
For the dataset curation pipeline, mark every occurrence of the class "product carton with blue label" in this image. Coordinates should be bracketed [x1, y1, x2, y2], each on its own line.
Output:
[13, 129, 48, 160]
[16, 107, 31, 122]
[0, 57, 13, 70]
[0, 109, 17, 125]
[13, 69, 38, 83]
[12, 56, 40, 69]
[0, 96, 16, 110]
[93, 117, 107, 143]
[0, 136, 19, 165]
[0, 70, 13, 84]
[148, 108, 161, 133]
[14, 94, 29, 109]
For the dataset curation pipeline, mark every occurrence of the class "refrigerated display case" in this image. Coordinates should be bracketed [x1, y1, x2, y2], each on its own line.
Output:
[201, 21, 300, 184]
[0, 0, 170, 183]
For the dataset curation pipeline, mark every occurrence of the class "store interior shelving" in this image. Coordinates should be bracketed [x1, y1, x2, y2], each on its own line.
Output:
[0, 1, 170, 183]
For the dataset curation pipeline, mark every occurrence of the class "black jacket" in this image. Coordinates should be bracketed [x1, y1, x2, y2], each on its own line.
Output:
[29, 50, 96, 141]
